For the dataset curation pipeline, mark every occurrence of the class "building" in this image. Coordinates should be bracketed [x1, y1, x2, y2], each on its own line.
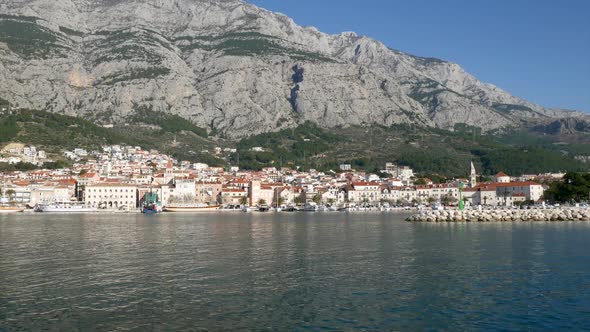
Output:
[85, 183, 138, 209]
[347, 182, 381, 204]
[221, 187, 248, 205]
[416, 183, 459, 203]
[470, 161, 477, 187]
[195, 181, 222, 204]
[384, 163, 414, 182]
[464, 181, 544, 206]
[493, 172, 511, 183]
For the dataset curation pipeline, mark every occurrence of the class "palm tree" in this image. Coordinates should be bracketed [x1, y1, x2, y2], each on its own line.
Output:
[313, 193, 322, 204]
[257, 199, 267, 206]
[239, 196, 248, 206]
[6, 189, 16, 206]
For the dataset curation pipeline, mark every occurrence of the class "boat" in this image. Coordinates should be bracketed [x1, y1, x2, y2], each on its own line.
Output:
[34, 201, 98, 213]
[241, 205, 257, 212]
[303, 202, 318, 212]
[142, 202, 160, 214]
[221, 204, 243, 212]
[282, 205, 297, 212]
[163, 204, 221, 212]
[141, 191, 161, 214]
[0, 206, 24, 213]
[257, 204, 270, 212]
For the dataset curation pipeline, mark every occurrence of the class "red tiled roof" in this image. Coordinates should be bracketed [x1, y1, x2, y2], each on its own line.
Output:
[352, 181, 380, 187]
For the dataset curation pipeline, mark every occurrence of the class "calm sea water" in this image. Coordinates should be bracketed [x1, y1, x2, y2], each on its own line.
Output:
[1, 212, 590, 331]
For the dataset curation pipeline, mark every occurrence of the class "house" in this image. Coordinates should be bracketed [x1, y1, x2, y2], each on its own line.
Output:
[464, 181, 544, 206]
[84, 182, 138, 209]
[347, 182, 381, 204]
[195, 181, 222, 204]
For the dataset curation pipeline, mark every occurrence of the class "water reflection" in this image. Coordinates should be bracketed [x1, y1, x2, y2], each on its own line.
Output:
[1, 214, 590, 330]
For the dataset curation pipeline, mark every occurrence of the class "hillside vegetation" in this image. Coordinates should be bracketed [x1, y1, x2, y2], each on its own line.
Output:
[1, 109, 588, 176]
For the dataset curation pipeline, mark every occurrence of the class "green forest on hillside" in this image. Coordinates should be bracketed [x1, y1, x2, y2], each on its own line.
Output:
[0, 109, 588, 176]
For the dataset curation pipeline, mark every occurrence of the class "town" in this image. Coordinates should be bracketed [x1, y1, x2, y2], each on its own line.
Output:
[0, 143, 562, 212]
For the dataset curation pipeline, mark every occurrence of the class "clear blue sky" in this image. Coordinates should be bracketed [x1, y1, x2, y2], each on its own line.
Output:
[248, 0, 589, 112]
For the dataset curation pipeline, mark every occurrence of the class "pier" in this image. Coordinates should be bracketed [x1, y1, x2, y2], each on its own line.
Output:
[407, 207, 590, 222]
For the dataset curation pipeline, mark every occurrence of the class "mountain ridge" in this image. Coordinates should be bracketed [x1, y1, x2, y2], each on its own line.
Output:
[0, 0, 587, 138]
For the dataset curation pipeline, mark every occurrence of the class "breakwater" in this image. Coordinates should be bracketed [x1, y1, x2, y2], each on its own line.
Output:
[407, 208, 590, 222]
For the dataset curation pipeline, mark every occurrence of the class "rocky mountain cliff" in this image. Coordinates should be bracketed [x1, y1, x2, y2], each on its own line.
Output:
[0, 0, 586, 137]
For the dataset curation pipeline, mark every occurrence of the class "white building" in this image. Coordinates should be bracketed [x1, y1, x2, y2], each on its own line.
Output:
[85, 183, 138, 209]
[347, 182, 381, 204]
[384, 163, 414, 182]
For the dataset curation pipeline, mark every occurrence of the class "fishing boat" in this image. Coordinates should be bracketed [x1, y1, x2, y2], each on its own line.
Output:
[163, 204, 221, 212]
[141, 191, 161, 214]
[34, 201, 98, 213]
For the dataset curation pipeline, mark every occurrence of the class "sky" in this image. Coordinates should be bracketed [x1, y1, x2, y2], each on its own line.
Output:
[248, 0, 589, 112]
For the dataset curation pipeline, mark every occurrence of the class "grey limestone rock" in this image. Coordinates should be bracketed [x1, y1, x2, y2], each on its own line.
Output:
[0, 0, 585, 137]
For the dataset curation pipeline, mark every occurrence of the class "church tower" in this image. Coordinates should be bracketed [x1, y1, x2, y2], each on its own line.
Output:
[469, 161, 477, 187]
[164, 159, 174, 184]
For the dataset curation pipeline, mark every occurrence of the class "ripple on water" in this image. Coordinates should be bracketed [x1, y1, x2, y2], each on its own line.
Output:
[1, 213, 590, 330]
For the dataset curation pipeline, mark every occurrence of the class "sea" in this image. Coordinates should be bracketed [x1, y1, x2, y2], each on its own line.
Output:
[1, 212, 590, 331]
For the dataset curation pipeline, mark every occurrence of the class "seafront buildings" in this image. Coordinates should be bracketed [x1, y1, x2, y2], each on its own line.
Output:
[0, 144, 559, 209]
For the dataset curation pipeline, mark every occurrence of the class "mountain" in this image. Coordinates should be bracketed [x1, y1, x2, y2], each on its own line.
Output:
[0, 0, 587, 138]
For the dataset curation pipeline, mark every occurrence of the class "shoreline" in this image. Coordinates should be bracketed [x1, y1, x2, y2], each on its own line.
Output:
[407, 207, 590, 222]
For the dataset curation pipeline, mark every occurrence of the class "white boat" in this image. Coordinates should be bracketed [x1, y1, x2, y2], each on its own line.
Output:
[163, 204, 221, 212]
[220, 204, 244, 212]
[34, 202, 98, 213]
[303, 202, 318, 212]
[257, 205, 270, 212]
[0, 206, 25, 213]
[241, 206, 257, 212]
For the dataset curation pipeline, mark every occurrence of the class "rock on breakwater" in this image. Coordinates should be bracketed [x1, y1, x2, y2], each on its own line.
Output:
[406, 208, 590, 222]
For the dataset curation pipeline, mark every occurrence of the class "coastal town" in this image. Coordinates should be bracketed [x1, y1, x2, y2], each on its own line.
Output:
[0, 143, 565, 213]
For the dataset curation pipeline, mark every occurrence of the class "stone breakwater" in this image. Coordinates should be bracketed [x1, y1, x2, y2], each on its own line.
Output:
[406, 208, 590, 222]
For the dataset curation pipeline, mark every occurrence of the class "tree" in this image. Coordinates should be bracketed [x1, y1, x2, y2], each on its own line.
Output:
[239, 196, 248, 206]
[257, 199, 267, 206]
[294, 196, 305, 205]
[313, 193, 322, 204]
[5, 189, 16, 205]
[545, 172, 590, 203]
[415, 178, 427, 185]
[427, 196, 436, 205]
[441, 194, 457, 206]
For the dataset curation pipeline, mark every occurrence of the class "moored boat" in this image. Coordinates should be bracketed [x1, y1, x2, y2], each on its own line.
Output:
[34, 201, 98, 213]
[163, 204, 221, 212]
[0, 206, 25, 213]
[141, 190, 161, 214]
